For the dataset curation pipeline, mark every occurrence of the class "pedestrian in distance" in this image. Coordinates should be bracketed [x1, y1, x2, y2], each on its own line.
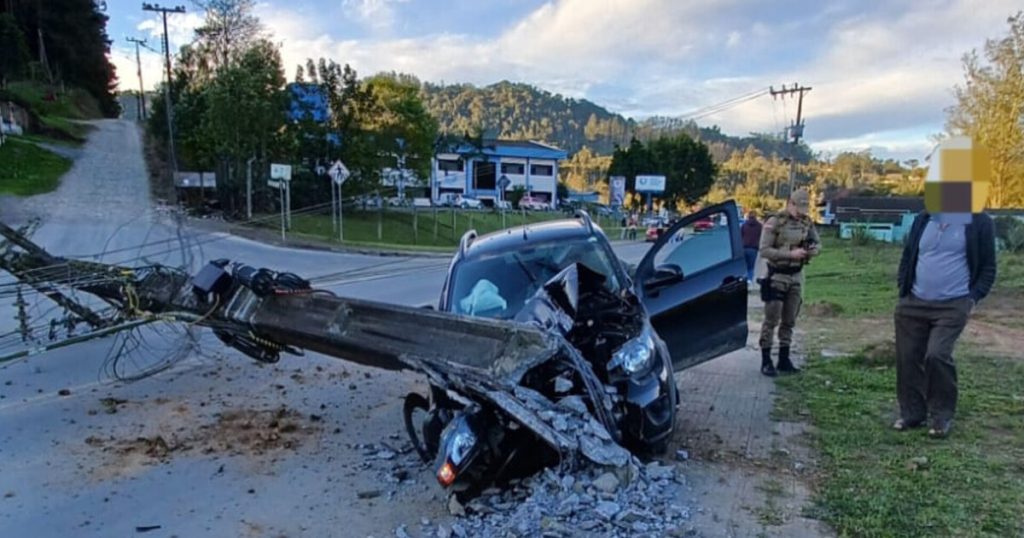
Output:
[892, 136, 997, 439]
[740, 211, 762, 284]
[757, 189, 820, 377]
[620, 215, 628, 240]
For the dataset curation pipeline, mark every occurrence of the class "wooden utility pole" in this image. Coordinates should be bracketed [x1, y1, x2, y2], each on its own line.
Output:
[126, 37, 148, 121]
[142, 3, 186, 173]
[770, 83, 812, 197]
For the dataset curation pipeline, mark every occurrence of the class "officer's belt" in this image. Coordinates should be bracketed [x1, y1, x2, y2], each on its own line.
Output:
[767, 265, 802, 276]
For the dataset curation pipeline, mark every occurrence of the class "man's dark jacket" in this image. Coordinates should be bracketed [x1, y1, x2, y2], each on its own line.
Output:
[897, 212, 997, 303]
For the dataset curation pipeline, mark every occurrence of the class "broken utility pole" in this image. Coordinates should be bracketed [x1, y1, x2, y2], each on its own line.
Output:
[770, 83, 812, 197]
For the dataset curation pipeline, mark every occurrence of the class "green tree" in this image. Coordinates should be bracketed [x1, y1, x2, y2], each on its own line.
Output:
[607, 135, 716, 208]
[946, 11, 1024, 208]
[0, 13, 30, 86]
[363, 73, 438, 180]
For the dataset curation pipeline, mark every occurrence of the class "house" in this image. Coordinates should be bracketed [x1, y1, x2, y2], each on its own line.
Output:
[832, 196, 924, 243]
[431, 139, 568, 207]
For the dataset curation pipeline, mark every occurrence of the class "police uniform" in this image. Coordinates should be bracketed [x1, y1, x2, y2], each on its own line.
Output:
[758, 192, 820, 375]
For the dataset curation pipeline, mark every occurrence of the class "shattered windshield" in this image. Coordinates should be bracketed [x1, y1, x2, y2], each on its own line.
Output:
[450, 237, 622, 319]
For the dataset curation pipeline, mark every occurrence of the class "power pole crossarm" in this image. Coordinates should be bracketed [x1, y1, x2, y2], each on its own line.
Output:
[769, 84, 812, 196]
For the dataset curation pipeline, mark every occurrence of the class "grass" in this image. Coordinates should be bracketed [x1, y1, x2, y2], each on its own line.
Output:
[0, 80, 97, 144]
[775, 235, 1024, 537]
[0, 138, 72, 196]
[252, 208, 624, 249]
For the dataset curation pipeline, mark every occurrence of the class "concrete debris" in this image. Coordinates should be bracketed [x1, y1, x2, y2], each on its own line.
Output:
[553, 376, 573, 394]
[592, 472, 620, 493]
[675, 449, 689, 462]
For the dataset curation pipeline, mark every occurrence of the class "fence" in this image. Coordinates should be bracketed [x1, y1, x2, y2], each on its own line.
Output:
[248, 200, 626, 248]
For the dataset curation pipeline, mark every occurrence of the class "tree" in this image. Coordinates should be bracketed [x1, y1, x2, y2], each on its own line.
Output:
[191, 0, 264, 73]
[607, 135, 717, 208]
[362, 73, 438, 180]
[0, 13, 29, 86]
[8, 0, 119, 115]
[946, 11, 1024, 208]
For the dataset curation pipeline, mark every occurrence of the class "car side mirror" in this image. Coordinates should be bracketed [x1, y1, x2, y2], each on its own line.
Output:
[644, 263, 684, 291]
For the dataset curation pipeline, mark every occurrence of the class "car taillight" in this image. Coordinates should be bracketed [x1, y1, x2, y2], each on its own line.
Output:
[437, 461, 457, 487]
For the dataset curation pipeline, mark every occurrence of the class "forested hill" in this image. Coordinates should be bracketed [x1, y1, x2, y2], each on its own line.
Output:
[419, 80, 811, 161]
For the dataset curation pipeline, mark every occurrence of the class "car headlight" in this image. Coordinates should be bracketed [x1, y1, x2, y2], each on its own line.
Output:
[448, 424, 477, 466]
[609, 326, 656, 374]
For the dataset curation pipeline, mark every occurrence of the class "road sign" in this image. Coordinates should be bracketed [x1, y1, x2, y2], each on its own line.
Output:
[270, 163, 292, 181]
[329, 160, 350, 186]
[610, 176, 626, 205]
[635, 175, 666, 193]
[268, 179, 282, 189]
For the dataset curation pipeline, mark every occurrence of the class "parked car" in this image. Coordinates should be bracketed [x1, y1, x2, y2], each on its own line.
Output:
[693, 217, 715, 232]
[518, 196, 549, 211]
[387, 196, 410, 207]
[456, 195, 483, 209]
[436, 193, 460, 207]
[428, 203, 749, 463]
[495, 200, 513, 210]
[412, 198, 432, 208]
[645, 218, 669, 242]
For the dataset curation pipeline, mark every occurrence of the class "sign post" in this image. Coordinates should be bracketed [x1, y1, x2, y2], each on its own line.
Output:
[328, 160, 350, 242]
[634, 175, 666, 214]
[270, 164, 293, 242]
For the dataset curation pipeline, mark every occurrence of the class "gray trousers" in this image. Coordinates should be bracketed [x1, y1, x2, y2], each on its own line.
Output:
[894, 295, 972, 423]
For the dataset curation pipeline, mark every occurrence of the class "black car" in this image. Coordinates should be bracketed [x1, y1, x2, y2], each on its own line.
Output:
[436, 201, 750, 451]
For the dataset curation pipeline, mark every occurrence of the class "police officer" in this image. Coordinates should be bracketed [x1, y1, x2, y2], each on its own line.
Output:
[758, 188, 820, 376]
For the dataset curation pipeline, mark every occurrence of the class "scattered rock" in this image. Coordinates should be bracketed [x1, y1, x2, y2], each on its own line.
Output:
[553, 377, 573, 394]
[357, 490, 381, 499]
[595, 500, 621, 519]
[58, 388, 71, 396]
[447, 495, 466, 517]
[675, 449, 690, 461]
[592, 472, 620, 493]
[906, 456, 930, 471]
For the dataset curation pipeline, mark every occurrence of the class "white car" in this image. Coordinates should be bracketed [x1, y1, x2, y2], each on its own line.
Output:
[495, 200, 513, 210]
[456, 195, 483, 209]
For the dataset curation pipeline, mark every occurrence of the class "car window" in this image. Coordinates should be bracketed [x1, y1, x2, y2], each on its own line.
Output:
[653, 209, 733, 277]
[450, 237, 622, 319]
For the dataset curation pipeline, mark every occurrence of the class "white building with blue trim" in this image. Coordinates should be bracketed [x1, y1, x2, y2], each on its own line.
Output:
[432, 139, 568, 207]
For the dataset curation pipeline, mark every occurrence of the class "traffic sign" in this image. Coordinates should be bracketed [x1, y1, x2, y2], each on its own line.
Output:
[270, 163, 292, 181]
[635, 175, 666, 193]
[329, 160, 350, 186]
[268, 179, 282, 189]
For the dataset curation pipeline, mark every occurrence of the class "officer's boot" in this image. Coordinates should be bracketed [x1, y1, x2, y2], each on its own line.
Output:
[760, 347, 777, 377]
[777, 346, 801, 374]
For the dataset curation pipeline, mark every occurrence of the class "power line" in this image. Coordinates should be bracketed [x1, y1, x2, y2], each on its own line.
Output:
[770, 83, 812, 196]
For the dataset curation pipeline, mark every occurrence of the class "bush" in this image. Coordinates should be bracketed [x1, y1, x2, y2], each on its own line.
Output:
[994, 216, 1024, 252]
[848, 224, 874, 246]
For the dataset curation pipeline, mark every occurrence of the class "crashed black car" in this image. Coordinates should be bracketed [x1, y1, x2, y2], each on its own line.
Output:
[405, 202, 750, 491]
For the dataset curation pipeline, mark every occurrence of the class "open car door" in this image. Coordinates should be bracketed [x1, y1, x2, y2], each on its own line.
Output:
[633, 200, 748, 371]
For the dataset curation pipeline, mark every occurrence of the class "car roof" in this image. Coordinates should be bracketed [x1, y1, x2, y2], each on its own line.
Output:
[461, 218, 601, 258]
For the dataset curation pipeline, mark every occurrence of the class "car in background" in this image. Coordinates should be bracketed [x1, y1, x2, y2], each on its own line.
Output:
[518, 196, 550, 211]
[644, 217, 669, 242]
[693, 217, 715, 232]
[436, 193, 460, 207]
[456, 194, 483, 209]
[412, 198, 432, 208]
[495, 200, 513, 210]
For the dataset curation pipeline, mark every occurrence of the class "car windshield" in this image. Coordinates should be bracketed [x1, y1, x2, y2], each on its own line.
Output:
[450, 236, 622, 319]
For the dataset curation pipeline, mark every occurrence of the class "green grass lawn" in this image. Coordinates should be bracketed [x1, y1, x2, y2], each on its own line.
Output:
[0, 139, 72, 196]
[779, 236, 1024, 537]
[252, 208, 624, 248]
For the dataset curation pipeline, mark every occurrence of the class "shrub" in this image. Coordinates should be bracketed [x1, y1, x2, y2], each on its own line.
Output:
[994, 216, 1024, 252]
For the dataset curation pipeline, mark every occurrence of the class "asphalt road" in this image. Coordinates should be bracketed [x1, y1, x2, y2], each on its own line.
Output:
[0, 121, 696, 537]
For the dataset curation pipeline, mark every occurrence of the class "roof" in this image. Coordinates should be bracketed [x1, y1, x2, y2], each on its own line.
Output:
[461, 218, 598, 258]
[444, 139, 568, 160]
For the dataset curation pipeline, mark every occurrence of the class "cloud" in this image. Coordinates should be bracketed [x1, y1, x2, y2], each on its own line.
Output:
[342, 0, 410, 32]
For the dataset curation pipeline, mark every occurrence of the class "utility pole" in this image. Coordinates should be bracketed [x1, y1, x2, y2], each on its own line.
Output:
[142, 3, 186, 173]
[125, 37, 148, 121]
[770, 83, 812, 197]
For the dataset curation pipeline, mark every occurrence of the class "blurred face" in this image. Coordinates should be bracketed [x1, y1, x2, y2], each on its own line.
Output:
[787, 200, 804, 217]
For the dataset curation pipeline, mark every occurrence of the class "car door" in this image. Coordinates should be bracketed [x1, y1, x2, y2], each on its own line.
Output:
[633, 200, 748, 371]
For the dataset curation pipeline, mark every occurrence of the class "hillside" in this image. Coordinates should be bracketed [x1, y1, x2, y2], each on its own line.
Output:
[419, 80, 811, 162]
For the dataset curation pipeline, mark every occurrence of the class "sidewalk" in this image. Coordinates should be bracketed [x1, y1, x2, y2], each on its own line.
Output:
[667, 297, 833, 537]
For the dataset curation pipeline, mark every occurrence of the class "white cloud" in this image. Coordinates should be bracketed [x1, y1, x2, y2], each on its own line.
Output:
[342, 0, 410, 32]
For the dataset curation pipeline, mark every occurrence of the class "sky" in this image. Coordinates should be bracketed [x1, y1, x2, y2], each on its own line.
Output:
[104, 0, 1021, 162]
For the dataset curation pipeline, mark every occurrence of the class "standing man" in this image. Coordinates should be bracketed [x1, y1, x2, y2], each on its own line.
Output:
[758, 189, 820, 376]
[893, 140, 996, 438]
[740, 211, 763, 284]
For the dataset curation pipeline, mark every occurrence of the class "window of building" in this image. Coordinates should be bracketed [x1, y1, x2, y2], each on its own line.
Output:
[500, 162, 525, 175]
[530, 164, 554, 176]
[438, 159, 464, 172]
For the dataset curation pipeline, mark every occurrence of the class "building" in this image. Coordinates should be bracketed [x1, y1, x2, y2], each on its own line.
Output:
[832, 196, 924, 243]
[432, 139, 567, 207]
